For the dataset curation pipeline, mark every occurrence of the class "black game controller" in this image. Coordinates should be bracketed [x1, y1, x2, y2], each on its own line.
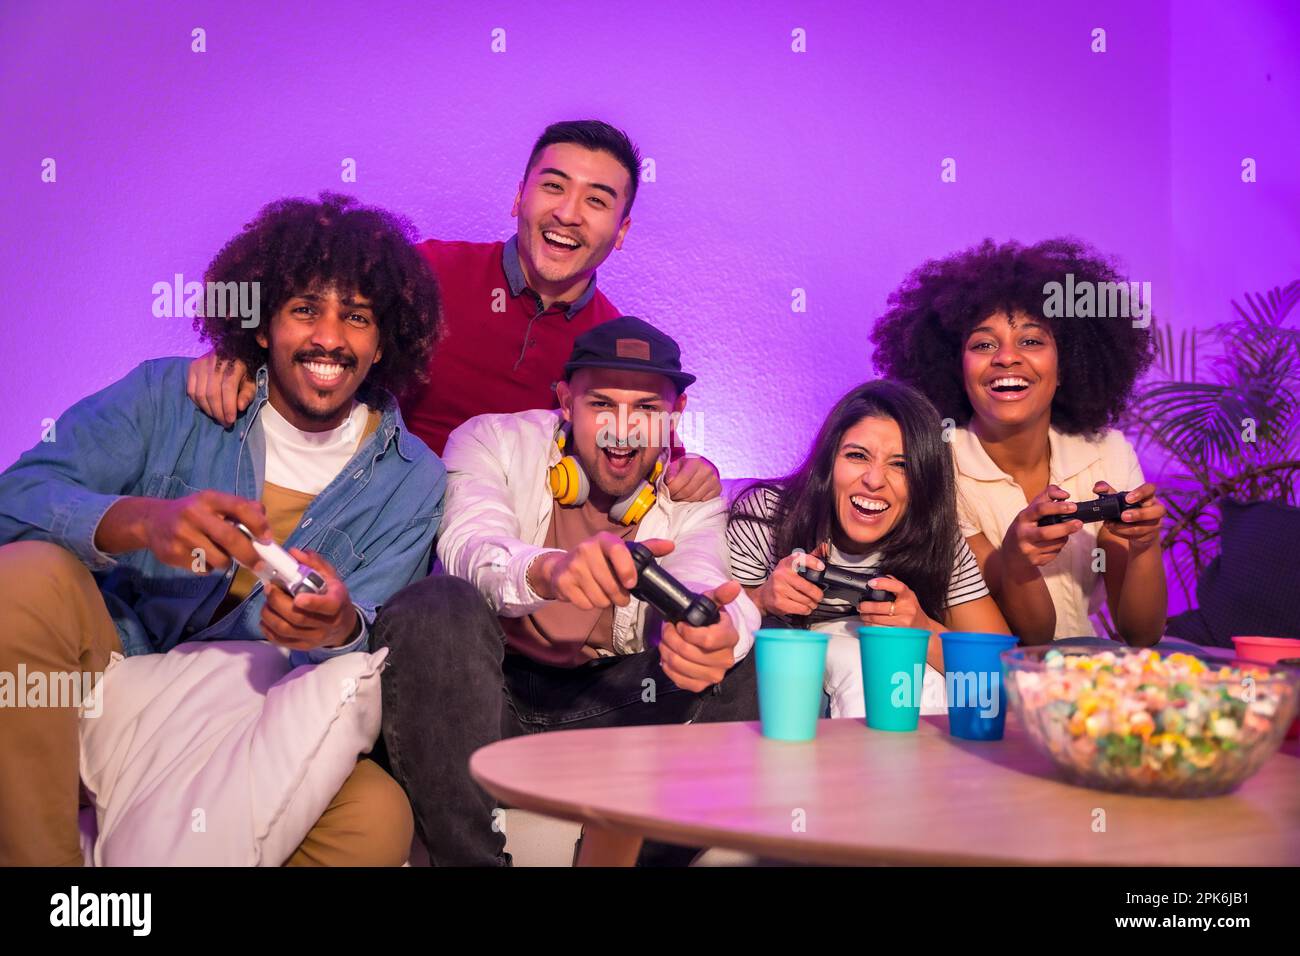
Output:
[1036, 491, 1141, 527]
[796, 563, 893, 603]
[627, 541, 721, 628]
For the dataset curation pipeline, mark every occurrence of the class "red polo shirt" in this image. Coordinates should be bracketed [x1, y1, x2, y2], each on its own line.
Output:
[399, 237, 621, 455]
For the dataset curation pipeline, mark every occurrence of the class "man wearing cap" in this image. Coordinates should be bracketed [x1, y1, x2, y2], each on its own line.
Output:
[372, 316, 758, 867]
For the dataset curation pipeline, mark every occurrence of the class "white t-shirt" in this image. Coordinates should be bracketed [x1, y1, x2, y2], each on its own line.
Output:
[950, 425, 1145, 639]
[260, 400, 370, 495]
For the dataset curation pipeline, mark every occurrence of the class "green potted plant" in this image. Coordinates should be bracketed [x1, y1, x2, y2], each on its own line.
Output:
[1119, 281, 1300, 642]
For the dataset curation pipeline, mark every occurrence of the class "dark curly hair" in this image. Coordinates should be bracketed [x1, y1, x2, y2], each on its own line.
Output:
[194, 192, 441, 403]
[870, 237, 1156, 436]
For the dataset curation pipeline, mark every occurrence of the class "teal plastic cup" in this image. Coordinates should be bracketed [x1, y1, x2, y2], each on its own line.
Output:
[940, 632, 1019, 740]
[858, 626, 932, 732]
[755, 628, 830, 741]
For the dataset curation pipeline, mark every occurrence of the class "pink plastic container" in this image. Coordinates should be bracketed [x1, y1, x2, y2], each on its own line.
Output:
[1232, 636, 1300, 739]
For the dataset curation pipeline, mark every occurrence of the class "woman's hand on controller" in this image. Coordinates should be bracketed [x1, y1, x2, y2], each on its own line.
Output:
[1002, 485, 1081, 568]
[757, 545, 827, 617]
[1095, 481, 1165, 554]
[857, 576, 928, 630]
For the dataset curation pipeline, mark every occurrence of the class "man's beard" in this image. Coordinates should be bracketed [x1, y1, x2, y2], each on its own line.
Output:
[588, 450, 657, 500]
[286, 388, 350, 424]
[274, 357, 356, 426]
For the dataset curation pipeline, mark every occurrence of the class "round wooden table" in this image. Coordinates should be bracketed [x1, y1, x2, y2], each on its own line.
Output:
[469, 713, 1300, 866]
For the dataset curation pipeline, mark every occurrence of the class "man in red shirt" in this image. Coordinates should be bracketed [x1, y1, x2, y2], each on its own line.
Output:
[187, 120, 719, 498]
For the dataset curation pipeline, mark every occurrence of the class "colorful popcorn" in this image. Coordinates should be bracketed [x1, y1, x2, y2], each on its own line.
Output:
[1006, 648, 1299, 796]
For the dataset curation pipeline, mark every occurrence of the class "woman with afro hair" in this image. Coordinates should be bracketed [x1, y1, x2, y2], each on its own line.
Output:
[870, 238, 1167, 646]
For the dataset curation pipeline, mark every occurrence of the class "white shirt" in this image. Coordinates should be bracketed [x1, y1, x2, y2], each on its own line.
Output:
[254, 398, 372, 661]
[436, 408, 759, 661]
[260, 400, 369, 494]
[950, 425, 1145, 639]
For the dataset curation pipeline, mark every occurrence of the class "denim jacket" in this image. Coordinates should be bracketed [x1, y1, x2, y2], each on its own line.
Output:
[0, 357, 445, 663]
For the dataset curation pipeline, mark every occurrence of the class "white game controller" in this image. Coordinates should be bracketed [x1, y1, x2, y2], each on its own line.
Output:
[228, 521, 328, 597]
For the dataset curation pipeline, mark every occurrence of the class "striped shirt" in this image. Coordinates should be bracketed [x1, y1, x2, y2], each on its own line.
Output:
[726, 484, 990, 625]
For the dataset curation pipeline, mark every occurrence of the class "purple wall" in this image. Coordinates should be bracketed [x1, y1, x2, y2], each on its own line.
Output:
[1169, 0, 1300, 324]
[2, 0, 1296, 482]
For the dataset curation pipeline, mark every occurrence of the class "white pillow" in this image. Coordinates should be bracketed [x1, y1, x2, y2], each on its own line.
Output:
[79, 640, 387, 866]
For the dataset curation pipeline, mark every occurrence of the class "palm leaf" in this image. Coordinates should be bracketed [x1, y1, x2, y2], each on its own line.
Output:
[1131, 381, 1245, 466]
[1128, 282, 1300, 607]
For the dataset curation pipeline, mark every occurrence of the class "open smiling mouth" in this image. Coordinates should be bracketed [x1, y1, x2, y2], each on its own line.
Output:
[988, 376, 1031, 395]
[542, 229, 582, 252]
[601, 446, 638, 473]
[298, 358, 352, 389]
[849, 494, 890, 520]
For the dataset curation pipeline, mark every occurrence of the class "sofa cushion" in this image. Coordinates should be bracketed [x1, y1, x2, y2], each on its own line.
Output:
[79, 640, 386, 866]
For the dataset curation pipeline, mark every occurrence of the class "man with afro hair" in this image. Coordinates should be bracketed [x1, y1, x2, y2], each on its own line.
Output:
[0, 192, 446, 865]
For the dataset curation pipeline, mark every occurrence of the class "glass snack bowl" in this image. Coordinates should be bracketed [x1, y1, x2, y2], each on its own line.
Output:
[1001, 645, 1300, 797]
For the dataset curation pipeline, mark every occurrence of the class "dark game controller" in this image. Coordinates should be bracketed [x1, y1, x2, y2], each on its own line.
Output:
[796, 562, 893, 603]
[1036, 491, 1141, 527]
[627, 541, 721, 628]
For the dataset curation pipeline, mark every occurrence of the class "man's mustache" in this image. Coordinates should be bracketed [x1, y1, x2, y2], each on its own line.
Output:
[294, 349, 356, 367]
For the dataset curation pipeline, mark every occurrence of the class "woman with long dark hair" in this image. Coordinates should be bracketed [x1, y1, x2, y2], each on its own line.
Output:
[870, 238, 1167, 645]
[728, 380, 1010, 718]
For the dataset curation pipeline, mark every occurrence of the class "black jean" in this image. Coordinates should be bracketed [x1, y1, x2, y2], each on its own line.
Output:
[371, 574, 759, 866]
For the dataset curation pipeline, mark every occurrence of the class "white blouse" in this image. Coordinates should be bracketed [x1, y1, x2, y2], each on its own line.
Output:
[950, 425, 1145, 639]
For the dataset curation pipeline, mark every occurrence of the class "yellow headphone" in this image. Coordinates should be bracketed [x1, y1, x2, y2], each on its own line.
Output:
[548, 428, 664, 526]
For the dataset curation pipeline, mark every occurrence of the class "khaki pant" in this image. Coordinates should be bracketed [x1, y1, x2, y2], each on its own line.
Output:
[0, 541, 412, 866]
